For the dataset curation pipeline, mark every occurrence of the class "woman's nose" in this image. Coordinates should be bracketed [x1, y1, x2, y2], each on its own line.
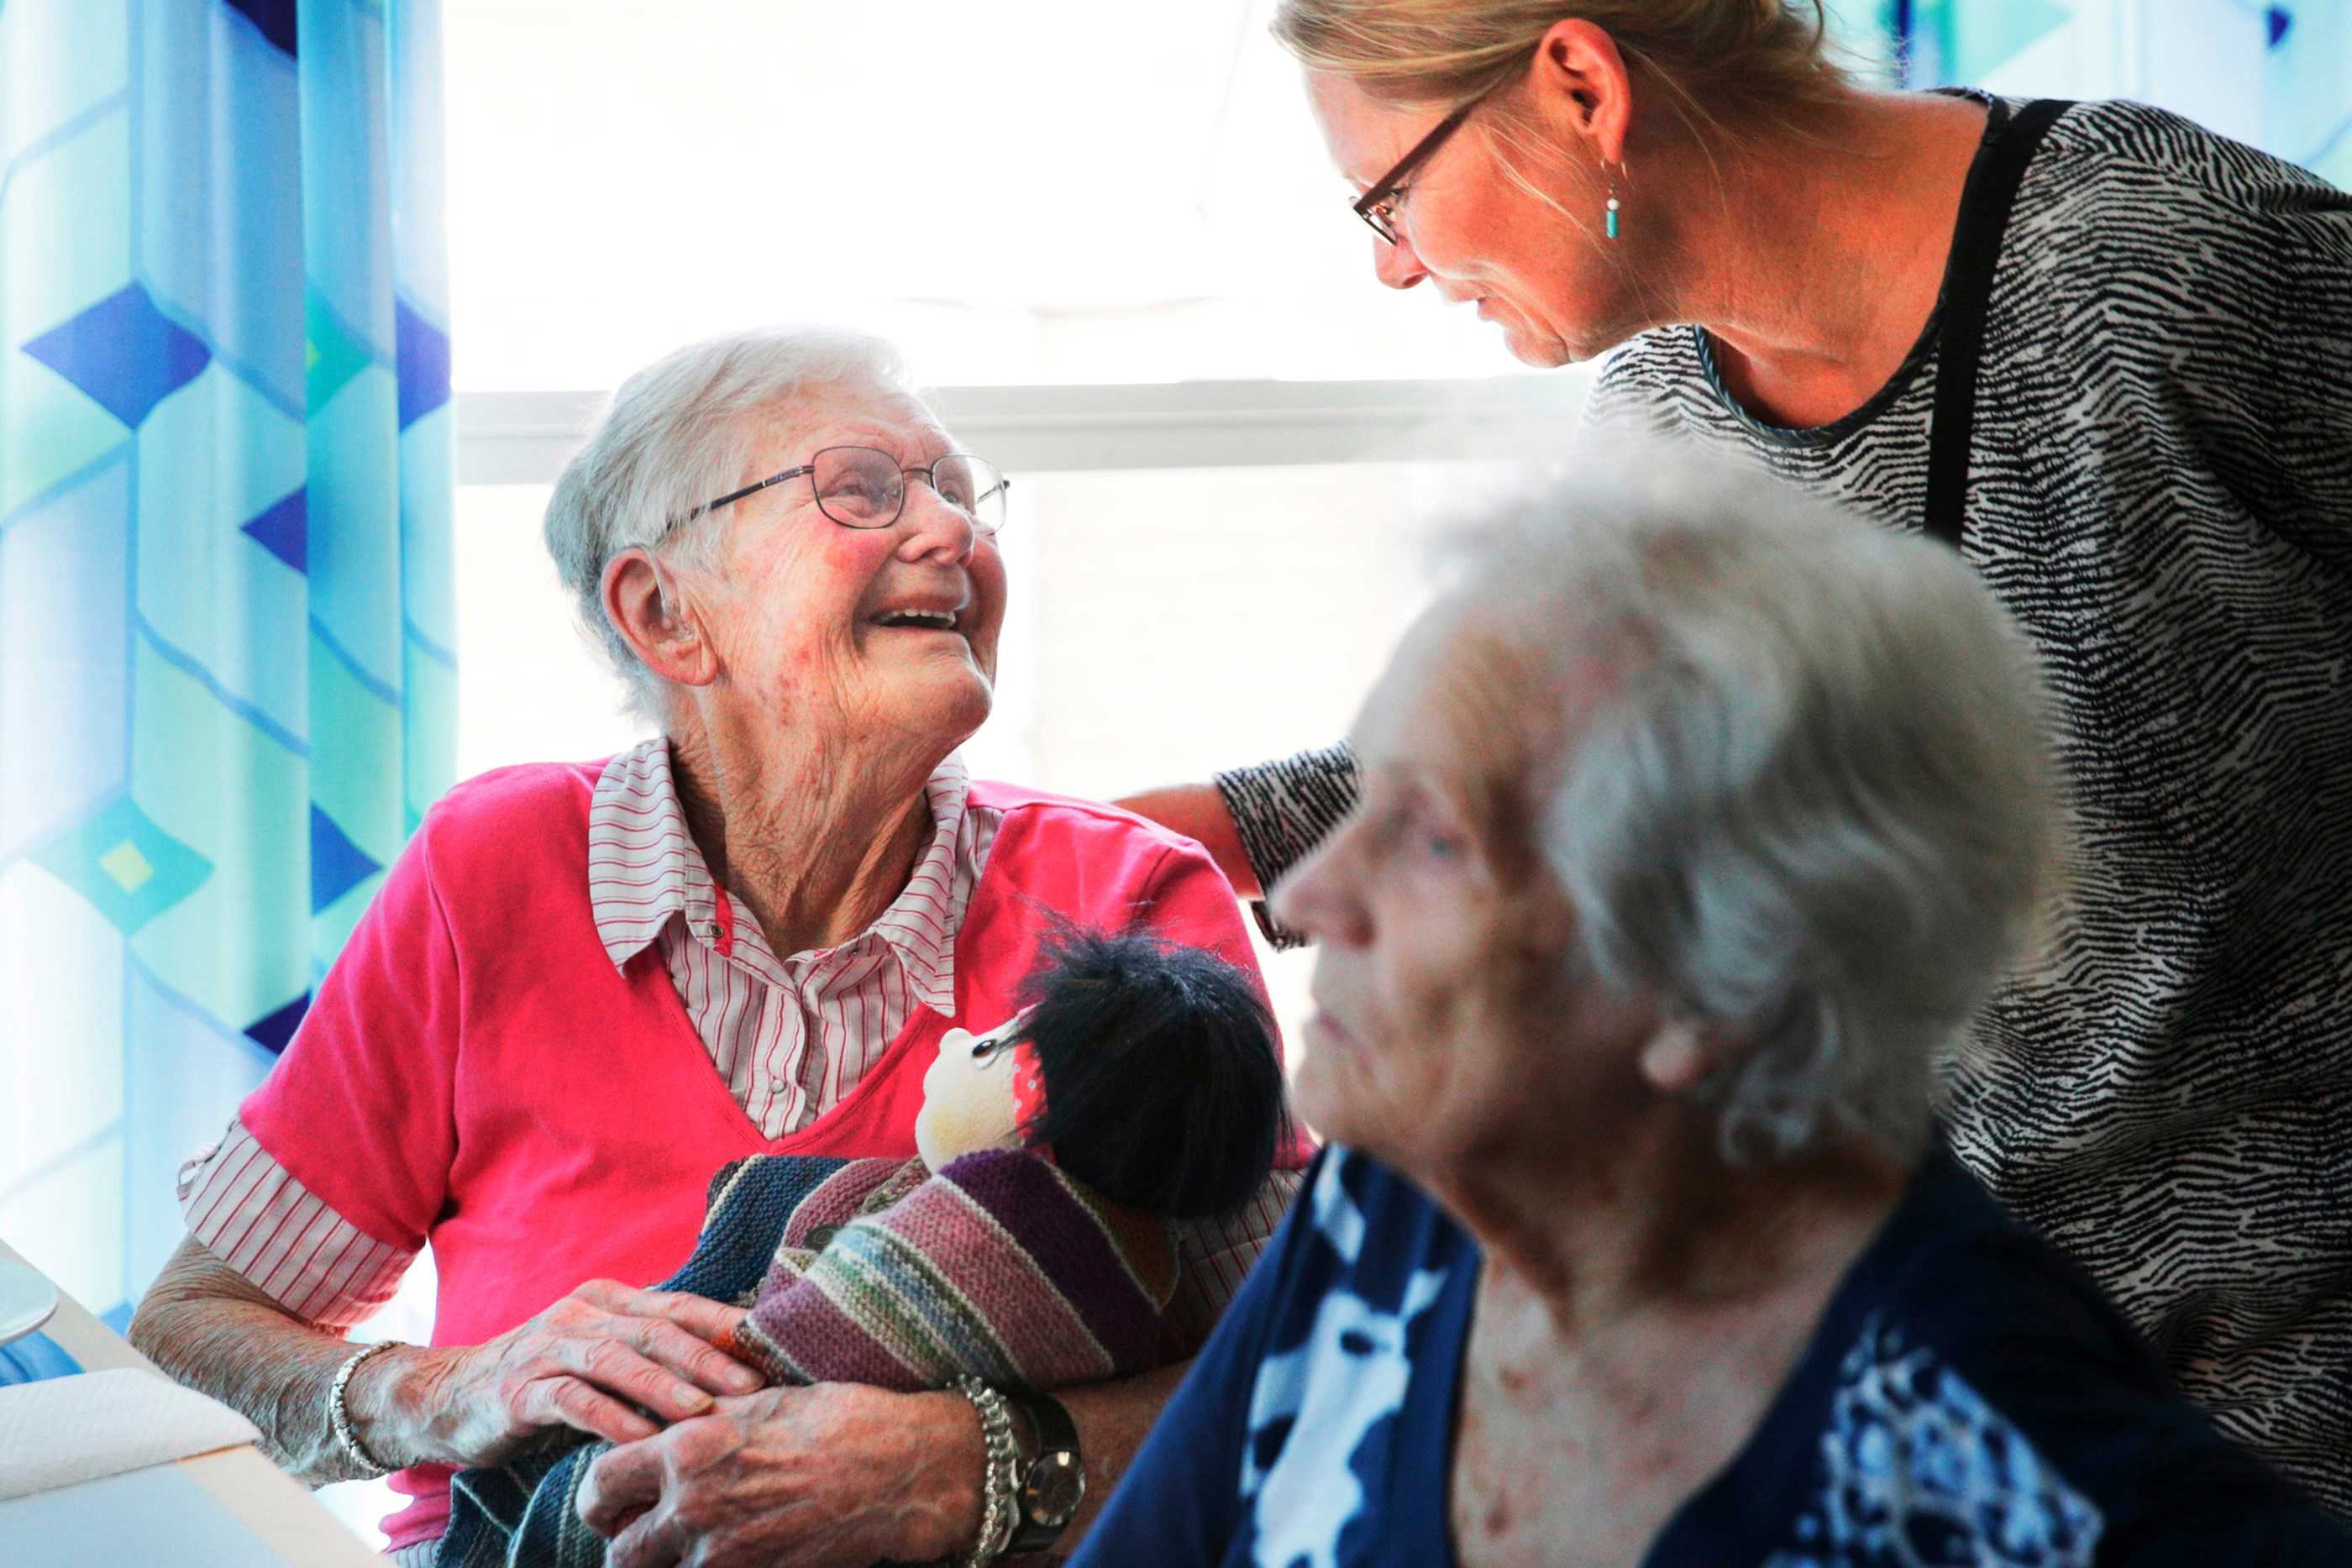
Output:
[1373, 231, 1429, 291]
[894, 481, 979, 564]
[1268, 836, 1371, 948]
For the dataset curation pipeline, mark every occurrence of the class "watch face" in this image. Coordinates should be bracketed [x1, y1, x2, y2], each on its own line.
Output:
[1026, 1450, 1085, 1526]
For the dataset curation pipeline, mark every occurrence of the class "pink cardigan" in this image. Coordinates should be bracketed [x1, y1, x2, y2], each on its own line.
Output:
[238, 760, 1285, 1550]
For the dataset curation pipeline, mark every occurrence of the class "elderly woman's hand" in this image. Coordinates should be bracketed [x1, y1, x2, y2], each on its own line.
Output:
[375, 1281, 764, 1469]
[574, 1382, 984, 1568]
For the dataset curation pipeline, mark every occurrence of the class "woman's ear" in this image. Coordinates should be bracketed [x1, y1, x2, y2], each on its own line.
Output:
[601, 548, 718, 690]
[1530, 17, 1633, 165]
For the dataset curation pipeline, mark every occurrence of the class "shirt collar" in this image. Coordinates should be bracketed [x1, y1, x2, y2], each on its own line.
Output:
[587, 740, 969, 1010]
[588, 738, 707, 970]
[869, 755, 967, 1011]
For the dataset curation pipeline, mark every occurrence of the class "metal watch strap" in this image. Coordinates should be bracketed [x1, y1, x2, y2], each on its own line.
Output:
[1001, 1384, 1084, 1555]
[952, 1377, 1021, 1567]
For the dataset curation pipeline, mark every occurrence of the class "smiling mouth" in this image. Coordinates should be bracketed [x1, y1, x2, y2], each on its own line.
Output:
[870, 609, 962, 632]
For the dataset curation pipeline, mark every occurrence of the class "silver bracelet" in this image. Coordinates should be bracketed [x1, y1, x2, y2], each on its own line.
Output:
[951, 1376, 1020, 1568]
[328, 1339, 406, 1480]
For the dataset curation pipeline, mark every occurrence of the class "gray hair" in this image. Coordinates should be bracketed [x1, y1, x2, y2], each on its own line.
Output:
[1444, 452, 2063, 1165]
[543, 326, 916, 722]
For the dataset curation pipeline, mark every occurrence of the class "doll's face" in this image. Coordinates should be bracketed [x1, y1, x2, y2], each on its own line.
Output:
[915, 1011, 1031, 1172]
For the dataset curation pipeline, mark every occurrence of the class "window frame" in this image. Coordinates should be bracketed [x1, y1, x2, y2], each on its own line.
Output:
[454, 375, 1598, 484]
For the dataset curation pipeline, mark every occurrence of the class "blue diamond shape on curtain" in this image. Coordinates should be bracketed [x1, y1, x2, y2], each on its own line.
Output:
[395, 298, 451, 430]
[22, 285, 213, 429]
[30, 796, 215, 936]
[241, 487, 307, 573]
[310, 804, 381, 912]
[2268, 6, 2292, 46]
[244, 992, 311, 1055]
[224, 0, 298, 55]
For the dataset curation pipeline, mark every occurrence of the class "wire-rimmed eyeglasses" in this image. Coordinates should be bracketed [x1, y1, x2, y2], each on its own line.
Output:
[685, 445, 1011, 537]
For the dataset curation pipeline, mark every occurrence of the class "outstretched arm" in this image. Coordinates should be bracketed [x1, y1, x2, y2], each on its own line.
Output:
[1115, 783, 1259, 895]
[1119, 744, 1362, 917]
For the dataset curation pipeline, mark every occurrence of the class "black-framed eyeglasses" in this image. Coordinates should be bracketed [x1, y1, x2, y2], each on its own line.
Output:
[1352, 90, 1494, 246]
[685, 445, 1011, 537]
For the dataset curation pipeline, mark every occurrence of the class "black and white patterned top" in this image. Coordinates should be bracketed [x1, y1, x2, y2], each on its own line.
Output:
[1216, 97, 2352, 1509]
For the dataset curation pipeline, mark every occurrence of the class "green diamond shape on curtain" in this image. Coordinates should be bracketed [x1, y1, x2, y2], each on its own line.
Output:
[305, 286, 375, 412]
[31, 794, 216, 935]
[1914, 0, 2074, 84]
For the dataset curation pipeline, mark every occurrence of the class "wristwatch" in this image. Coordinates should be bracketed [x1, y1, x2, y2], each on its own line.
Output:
[1000, 1384, 1084, 1554]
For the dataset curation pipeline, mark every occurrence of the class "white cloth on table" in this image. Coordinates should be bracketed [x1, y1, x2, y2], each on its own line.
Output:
[0, 1367, 260, 1500]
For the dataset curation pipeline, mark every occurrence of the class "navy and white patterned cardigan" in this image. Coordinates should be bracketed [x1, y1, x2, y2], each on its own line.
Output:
[1070, 1147, 2349, 1566]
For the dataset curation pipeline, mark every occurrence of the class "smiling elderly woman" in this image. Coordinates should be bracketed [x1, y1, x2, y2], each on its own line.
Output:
[1073, 460, 2349, 1566]
[129, 328, 1300, 1568]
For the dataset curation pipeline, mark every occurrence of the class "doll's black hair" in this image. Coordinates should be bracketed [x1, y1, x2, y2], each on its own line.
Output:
[1014, 924, 1291, 1220]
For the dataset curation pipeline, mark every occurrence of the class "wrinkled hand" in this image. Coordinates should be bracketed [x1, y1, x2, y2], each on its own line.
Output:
[575, 1382, 984, 1568]
[387, 1281, 761, 1469]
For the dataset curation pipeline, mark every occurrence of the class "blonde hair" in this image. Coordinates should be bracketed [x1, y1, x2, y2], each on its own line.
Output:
[1272, 0, 1847, 144]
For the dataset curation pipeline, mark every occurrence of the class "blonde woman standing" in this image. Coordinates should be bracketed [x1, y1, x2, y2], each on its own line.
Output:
[1123, 0, 2352, 1513]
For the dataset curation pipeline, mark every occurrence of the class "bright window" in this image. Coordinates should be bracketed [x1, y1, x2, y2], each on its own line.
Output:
[445, 0, 1557, 391]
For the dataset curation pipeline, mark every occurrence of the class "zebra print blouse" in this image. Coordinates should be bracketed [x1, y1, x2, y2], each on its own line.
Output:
[1215, 96, 2352, 1511]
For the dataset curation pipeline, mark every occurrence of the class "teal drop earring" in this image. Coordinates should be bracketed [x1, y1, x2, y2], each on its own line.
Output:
[1605, 166, 1623, 240]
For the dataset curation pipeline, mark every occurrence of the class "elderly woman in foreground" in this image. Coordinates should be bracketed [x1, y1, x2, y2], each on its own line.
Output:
[1074, 464, 2348, 1565]
[129, 327, 1301, 1568]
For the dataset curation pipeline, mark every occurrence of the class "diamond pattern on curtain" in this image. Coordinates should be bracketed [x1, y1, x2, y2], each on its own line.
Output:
[0, 0, 455, 1319]
[1887, 0, 2350, 183]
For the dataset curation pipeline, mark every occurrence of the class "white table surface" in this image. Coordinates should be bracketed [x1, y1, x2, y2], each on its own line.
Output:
[0, 1235, 383, 1567]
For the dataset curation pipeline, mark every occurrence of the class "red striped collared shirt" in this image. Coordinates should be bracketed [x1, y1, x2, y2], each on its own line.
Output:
[178, 740, 1297, 1334]
[588, 738, 988, 1138]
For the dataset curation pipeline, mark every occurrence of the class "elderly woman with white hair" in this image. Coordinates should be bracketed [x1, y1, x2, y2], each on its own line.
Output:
[1075, 464, 2348, 1565]
[129, 327, 1304, 1567]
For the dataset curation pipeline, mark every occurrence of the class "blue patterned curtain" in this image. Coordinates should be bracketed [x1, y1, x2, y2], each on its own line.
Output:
[2267, 1, 2352, 182]
[1887, 0, 2350, 181]
[0, 0, 454, 1321]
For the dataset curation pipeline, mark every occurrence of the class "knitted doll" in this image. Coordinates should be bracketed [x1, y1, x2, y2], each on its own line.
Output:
[717, 925, 1292, 1390]
[439, 930, 1293, 1568]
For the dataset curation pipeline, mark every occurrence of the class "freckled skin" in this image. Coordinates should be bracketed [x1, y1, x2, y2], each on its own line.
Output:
[1448, 1273, 1834, 1565]
[648, 384, 1011, 956]
[692, 391, 1007, 752]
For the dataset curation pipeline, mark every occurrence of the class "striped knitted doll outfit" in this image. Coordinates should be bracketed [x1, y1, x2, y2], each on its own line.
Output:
[438, 1148, 1184, 1568]
[724, 1151, 1181, 1389]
